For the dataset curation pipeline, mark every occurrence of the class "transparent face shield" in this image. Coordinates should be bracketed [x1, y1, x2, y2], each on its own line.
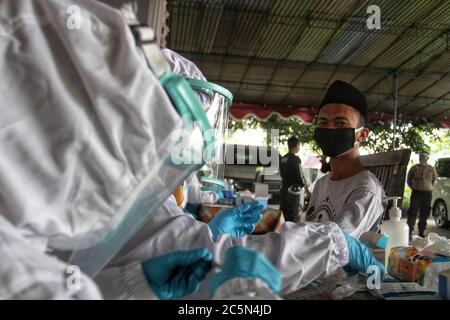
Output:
[188, 79, 233, 182]
[64, 26, 215, 277]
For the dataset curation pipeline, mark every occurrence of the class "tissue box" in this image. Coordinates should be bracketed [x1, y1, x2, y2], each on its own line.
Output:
[387, 247, 433, 284]
[423, 260, 450, 292]
[199, 204, 284, 234]
[438, 269, 450, 300]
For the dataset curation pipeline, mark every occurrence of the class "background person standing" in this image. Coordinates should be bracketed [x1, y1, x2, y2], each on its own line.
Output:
[406, 151, 438, 239]
[279, 137, 309, 222]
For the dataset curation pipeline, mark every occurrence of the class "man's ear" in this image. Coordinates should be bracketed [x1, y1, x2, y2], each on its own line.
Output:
[358, 128, 369, 143]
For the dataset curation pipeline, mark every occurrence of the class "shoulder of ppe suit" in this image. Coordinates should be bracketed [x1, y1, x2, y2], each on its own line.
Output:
[212, 278, 281, 300]
[95, 262, 157, 300]
[162, 49, 207, 81]
[27, 0, 129, 35]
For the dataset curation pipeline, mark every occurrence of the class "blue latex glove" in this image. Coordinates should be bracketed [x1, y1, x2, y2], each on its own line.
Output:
[208, 201, 264, 241]
[343, 232, 385, 279]
[209, 246, 281, 296]
[215, 190, 224, 201]
[141, 248, 213, 300]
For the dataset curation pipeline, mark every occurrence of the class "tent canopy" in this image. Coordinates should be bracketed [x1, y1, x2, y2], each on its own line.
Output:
[166, 0, 450, 123]
[229, 103, 450, 128]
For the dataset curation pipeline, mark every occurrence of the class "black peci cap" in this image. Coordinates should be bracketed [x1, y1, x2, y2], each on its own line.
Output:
[319, 80, 368, 122]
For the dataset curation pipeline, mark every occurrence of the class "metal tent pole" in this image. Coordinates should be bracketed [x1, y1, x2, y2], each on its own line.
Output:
[392, 71, 398, 150]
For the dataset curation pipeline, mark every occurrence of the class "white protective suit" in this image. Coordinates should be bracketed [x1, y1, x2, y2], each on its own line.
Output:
[0, 215, 102, 299]
[0, 0, 188, 299]
[0, 0, 350, 300]
[94, 47, 351, 299]
[184, 173, 219, 206]
[96, 195, 349, 299]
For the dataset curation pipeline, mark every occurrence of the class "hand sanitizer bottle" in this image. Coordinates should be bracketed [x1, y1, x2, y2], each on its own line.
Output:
[380, 197, 410, 269]
[380, 197, 409, 248]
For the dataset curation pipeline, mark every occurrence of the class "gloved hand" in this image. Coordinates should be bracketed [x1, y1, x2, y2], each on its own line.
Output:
[209, 246, 281, 297]
[343, 232, 385, 279]
[215, 190, 224, 201]
[141, 248, 213, 300]
[208, 201, 264, 241]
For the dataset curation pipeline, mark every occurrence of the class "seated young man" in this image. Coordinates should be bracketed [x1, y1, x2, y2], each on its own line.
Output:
[305, 80, 384, 239]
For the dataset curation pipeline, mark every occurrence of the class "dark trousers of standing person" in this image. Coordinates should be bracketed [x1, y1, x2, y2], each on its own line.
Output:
[280, 187, 300, 222]
[407, 190, 432, 237]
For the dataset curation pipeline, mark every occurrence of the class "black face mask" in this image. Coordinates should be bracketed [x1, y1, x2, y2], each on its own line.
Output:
[314, 127, 362, 158]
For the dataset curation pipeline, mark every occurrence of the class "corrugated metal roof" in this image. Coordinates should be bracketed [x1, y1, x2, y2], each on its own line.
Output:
[166, 0, 450, 120]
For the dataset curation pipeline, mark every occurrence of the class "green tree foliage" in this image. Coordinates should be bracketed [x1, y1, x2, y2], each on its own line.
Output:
[228, 115, 445, 153]
[365, 119, 443, 153]
[229, 115, 318, 151]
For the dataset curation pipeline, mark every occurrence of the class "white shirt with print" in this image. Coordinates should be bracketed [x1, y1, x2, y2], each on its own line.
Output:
[305, 170, 384, 239]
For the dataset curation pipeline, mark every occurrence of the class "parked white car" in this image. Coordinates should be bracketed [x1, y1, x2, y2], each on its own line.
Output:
[432, 157, 450, 228]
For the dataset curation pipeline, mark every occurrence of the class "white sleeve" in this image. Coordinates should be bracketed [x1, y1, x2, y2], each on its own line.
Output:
[186, 174, 217, 205]
[0, 216, 102, 300]
[228, 221, 349, 295]
[333, 188, 384, 239]
[95, 262, 158, 300]
[108, 198, 349, 298]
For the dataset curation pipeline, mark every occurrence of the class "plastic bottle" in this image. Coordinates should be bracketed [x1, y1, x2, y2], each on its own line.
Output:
[380, 197, 410, 248]
[380, 197, 410, 268]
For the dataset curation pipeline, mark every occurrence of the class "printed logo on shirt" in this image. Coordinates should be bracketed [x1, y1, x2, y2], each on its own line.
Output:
[305, 196, 336, 223]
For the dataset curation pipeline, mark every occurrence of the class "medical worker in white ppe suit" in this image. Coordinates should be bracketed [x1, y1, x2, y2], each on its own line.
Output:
[0, 0, 269, 300]
[93, 36, 384, 300]
[162, 48, 226, 212]
[0, 0, 383, 300]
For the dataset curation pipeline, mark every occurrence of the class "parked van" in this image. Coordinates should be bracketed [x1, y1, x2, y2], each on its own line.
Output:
[432, 157, 450, 228]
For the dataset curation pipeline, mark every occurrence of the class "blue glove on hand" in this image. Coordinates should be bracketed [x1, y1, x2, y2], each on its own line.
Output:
[208, 201, 264, 241]
[142, 248, 213, 300]
[343, 232, 385, 279]
[209, 246, 282, 296]
[215, 191, 224, 201]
